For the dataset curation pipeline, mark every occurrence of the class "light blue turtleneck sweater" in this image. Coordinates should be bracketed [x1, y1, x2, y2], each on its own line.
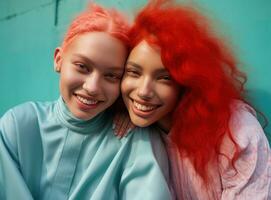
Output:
[0, 98, 171, 200]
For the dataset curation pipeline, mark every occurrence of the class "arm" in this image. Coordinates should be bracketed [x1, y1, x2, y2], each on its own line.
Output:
[219, 103, 271, 200]
[0, 110, 34, 200]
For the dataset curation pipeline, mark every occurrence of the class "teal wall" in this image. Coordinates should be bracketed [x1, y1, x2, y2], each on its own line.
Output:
[0, 0, 270, 139]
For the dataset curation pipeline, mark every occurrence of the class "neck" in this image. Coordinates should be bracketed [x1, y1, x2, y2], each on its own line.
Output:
[157, 114, 173, 133]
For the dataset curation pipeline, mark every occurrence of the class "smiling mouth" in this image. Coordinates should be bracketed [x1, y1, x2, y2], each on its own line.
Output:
[75, 94, 99, 105]
[132, 99, 159, 112]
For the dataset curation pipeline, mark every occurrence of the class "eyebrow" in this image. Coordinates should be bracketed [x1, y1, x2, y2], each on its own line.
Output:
[73, 54, 95, 65]
[126, 61, 169, 74]
[73, 54, 124, 71]
[126, 61, 142, 69]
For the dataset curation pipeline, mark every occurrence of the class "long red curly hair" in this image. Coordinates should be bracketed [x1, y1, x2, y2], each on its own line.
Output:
[129, 0, 247, 182]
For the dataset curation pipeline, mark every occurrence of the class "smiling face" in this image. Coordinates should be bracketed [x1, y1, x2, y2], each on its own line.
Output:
[121, 40, 180, 130]
[54, 32, 127, 120]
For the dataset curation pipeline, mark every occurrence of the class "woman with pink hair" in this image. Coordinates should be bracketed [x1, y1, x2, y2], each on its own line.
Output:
[119, 0, 271, 199]
[0, 3, 172, 200]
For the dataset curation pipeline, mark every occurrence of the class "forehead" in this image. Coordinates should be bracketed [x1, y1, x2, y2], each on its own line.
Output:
[128, 40, 166, 72]
[67, 32, 124, 51]
[64, 32, 127, 68]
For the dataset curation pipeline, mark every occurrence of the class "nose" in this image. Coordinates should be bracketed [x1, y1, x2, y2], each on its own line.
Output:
[137, 77, 154, 100]
[82, 72, 101, 96]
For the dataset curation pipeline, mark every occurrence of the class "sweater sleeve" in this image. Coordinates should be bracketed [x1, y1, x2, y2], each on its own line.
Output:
[0, 109, 34, 200]
[119, 128, 172, 200]
[219, 103, 271, 200]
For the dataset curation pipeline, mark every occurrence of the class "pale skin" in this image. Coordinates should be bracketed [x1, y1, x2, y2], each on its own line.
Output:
[54, 32, 127, 120]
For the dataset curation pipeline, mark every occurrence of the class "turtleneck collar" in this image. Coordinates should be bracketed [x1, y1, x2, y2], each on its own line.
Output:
[55, 97, 111, 134]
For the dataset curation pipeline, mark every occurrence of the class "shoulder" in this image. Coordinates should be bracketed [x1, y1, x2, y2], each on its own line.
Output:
[1, 102, 36, 131]
[230, 100, 258, 129]
[119, 127, 172, 199]
[123, 126, 166, 148]
[0, 101, 55, 154]
[229, 100, 267, 148]
[1, 100, 54, 120]
[122, 126, 169, 174]
[121, 127, 153, 150]
[120, 126, 165, 163]
[1, 101, 55, 127]
[0, 102, 37, 160]
[218, 101, 271, 196]
[220, 100, 270, 160]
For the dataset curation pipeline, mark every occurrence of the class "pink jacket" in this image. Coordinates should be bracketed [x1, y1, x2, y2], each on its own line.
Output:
[165, 101, 271, 200]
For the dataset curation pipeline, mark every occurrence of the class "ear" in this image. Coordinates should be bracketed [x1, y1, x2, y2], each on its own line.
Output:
[54, 47, 63, 73]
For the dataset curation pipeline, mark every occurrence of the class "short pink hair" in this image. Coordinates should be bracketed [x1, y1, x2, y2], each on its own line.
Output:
[62, 4, 130, 50]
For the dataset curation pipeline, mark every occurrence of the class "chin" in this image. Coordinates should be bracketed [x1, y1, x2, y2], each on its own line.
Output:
[131, 117, 153, 128]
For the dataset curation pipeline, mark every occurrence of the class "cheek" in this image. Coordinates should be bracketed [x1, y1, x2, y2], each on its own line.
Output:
[121, 77, 135, 96]
[104, 82, 121, 101]
[60, 66, 76, 82]
[60, 72, 82, 89]
[160, 86, 180, 107]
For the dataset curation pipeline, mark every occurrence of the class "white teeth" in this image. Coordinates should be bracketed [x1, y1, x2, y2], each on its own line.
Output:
[133, 101, 156, 111]
[77, 95, 98, 105]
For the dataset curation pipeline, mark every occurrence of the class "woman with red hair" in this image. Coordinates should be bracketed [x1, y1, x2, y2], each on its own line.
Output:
[119, 0, 271, 199]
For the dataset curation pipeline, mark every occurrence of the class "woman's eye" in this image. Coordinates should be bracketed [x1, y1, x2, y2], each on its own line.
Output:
[125, 69, 140, 77]
[162, 76, 171, 80]
[105, 73, 121, 82]
[158, 75, 172, 82]
[75, 63, 89, 72]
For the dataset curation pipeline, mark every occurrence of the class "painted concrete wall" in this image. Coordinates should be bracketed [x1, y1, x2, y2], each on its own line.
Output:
[0, 0, 270, 139]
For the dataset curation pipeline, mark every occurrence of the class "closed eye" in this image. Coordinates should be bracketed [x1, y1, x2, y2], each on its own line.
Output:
[125, 69, 140, 77]
[158, 75, 171, 81]
[74, 63, 89, 72]
[104, 73, 122, 82]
